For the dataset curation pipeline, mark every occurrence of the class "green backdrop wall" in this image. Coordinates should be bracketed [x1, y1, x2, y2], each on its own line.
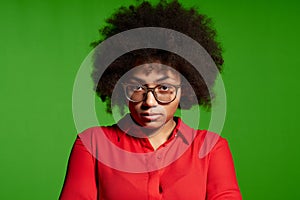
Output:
[1, 0, 300, 199]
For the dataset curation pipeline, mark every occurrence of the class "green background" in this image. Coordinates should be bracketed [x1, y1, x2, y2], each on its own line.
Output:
[1, 0, 300, 199]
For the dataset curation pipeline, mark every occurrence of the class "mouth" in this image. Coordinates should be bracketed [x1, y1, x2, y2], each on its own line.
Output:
[140, 112, 163, 121]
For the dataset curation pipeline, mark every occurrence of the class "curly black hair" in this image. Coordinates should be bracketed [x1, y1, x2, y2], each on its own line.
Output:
[91, 0, 223, 113]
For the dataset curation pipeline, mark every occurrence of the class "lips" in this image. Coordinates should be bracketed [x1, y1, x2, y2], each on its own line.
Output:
[140, 112, 163, 121]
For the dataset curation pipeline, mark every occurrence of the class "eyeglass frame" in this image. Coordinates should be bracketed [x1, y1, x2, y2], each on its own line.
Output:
[122, 83, 182, 104]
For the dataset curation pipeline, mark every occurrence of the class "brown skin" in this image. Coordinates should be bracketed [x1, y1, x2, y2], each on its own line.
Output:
[125, 63, 181, 150]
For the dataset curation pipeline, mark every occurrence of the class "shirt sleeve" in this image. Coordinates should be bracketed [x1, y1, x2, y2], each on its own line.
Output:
[206, 138, 242, 200]
[59, 136, 98, 200]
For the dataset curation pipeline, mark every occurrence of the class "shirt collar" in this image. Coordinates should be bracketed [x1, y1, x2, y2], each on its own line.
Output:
[116, 114, 192, 145]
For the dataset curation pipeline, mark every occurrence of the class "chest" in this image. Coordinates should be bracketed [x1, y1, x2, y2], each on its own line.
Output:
[96, 145, 209, 200]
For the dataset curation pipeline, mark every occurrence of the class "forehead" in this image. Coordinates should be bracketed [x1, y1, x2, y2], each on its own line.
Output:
[125, 63, 180, 83]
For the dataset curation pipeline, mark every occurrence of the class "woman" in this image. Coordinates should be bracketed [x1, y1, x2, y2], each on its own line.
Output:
[60, 0, 242, 199]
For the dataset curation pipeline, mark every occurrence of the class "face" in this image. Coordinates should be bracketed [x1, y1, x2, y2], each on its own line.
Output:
[124, 63, 181, 130]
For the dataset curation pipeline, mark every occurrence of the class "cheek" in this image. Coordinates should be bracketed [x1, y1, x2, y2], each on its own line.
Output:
[172, 92, 181, 109]
[128, 102, 135, 112]
[128, 102, 140, 115]
[166, 100, 180, 116]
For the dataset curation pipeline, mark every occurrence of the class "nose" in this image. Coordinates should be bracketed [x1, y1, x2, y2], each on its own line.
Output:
[143, 91, 158, 107]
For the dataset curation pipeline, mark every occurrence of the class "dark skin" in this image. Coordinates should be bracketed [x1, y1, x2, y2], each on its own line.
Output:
[124, 63, 181, 150]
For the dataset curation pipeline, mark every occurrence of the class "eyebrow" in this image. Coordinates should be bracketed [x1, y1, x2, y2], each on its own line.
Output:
[128, 76, 176, 83]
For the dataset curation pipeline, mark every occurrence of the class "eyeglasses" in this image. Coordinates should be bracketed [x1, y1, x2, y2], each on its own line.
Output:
[122, 83, 181, 103]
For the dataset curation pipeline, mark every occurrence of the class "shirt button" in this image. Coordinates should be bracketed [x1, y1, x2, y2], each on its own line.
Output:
[159, 185, 163, 193]
[157, 154, 162, 159]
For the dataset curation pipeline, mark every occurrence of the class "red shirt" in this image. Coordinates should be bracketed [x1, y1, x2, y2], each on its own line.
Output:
[60, 117, 242, 200]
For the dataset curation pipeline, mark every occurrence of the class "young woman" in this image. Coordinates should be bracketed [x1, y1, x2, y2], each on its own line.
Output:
[60, 1, 242, 199]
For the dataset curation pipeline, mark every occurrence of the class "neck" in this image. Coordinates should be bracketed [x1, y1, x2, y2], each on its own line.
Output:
[147, 119, 176, 150]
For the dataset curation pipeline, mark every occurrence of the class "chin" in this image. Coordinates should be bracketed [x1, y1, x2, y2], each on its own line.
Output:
[137, 120, 165, 130]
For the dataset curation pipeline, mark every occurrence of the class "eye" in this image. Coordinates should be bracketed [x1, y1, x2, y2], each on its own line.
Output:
[158, 84, 170, 91]
[129, 85, 144, 92]
[134, 85, 143, 91]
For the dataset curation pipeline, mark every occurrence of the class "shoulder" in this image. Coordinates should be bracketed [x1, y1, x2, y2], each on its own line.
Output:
[78, 125, 120, 138]
[76, 125, 120, 149]
[196, 130, 229, 159]
[78, 125, 116, 136]
[177, 118, 229, 158]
